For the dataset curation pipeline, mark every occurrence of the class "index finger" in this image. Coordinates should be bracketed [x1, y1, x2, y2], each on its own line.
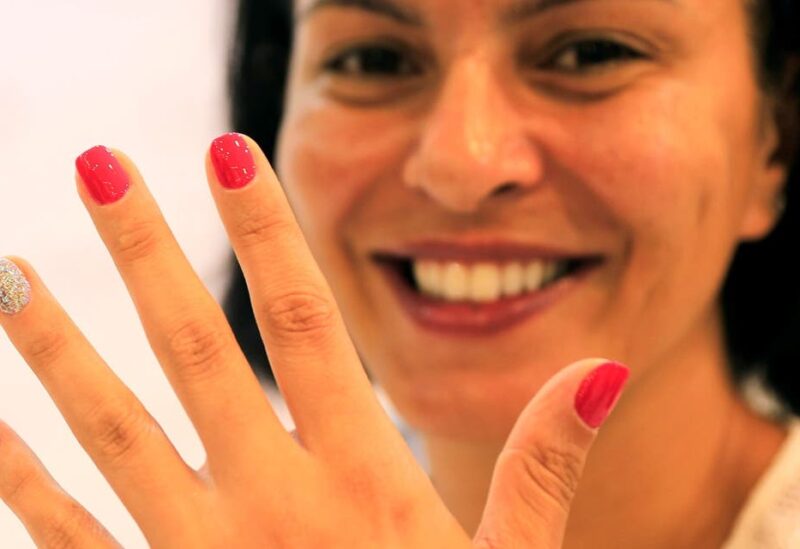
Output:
[205, 133, 402, 458]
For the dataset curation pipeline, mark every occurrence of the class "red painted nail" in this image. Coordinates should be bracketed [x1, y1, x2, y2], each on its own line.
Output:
[574, 361, 630, 429]
[75, 146, 130, 205]
[210, 132, 257, 189]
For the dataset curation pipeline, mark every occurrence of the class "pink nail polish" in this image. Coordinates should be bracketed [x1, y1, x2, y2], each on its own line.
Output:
[209, 132, 257, 189]
[75, 146, 130, 205]
[574, 361, 630, 428]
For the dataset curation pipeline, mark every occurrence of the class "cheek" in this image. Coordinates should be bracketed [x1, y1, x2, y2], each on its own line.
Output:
[275, 103, 413, 282]
[570, 79, 743, 266]
[578, 92, 711, 237]
[554, 57, 758, 363]
[566, 14, 759, 250]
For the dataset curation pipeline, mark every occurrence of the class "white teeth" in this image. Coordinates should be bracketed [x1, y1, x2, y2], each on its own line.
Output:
[502, 262, 524, 296]
[410, 259, 567, 302]
[470, 263, 502, 302]
[441, 262, 469, 300]
[412, 261, 442, 297]
[524, 262, 544, 292]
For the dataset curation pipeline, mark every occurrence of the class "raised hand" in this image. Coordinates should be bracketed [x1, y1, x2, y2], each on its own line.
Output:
[0, 133, 628, 548]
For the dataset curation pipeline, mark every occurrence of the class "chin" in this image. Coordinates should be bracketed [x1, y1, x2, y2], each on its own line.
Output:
[374, 362, 550, 442]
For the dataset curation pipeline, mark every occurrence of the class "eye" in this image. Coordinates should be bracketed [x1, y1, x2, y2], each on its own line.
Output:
[322, 44, 422, 78]
[543, 38, 646, 73]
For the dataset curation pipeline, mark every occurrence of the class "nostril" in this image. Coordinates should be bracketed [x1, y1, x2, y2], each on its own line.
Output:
[494, 182, 519, 195]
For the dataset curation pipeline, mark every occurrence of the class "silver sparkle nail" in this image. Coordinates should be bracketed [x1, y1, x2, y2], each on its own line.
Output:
[0, 258, 31, 315]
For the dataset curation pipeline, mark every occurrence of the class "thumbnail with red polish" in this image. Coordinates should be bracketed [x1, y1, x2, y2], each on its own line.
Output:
[75, 146, 130, 205]
[574, 361, 630, 429]
[210, 132, 257, 189]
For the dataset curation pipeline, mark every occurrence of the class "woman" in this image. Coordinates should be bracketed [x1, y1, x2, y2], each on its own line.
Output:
[0, 0, 798, 548]
[229, 0, 800, 545]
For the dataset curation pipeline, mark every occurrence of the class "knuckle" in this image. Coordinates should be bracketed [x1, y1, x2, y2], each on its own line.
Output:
[25, 330, 70, 368]
[85, 399, 152, 466]
[42, 502, 98, 549]
[338, 466, 384, 509]
[337, 466, 420, 533]
[0, 424, 40, 507]
[505, 443, 584, 514]
[164, 317, 231, 384]
[235, 205, 295, 249]
[472, 534, 504, 549]
[111, 218, 162, 265]
[2, 461, 40, 508]
[386, 490, 423, 534]
[263, 289, 337, 341]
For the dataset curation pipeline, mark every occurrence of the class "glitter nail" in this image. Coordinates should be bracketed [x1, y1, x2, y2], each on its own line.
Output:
[0, 258, 32, 315]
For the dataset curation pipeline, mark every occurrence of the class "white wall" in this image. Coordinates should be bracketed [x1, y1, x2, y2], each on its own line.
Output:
[0, 1, 235, 546]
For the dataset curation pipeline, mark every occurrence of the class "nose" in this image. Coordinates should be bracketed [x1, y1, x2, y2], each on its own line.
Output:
[403, 54, 545, 214]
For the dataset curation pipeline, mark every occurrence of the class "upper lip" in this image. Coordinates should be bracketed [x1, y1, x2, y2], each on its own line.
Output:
[371, 237, 606, 263]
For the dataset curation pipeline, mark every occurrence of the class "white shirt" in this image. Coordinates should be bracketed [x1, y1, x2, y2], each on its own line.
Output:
[722, 416, 800, 548]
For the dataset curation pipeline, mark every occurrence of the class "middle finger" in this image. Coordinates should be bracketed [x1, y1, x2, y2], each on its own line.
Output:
[205, 134, 401, 458]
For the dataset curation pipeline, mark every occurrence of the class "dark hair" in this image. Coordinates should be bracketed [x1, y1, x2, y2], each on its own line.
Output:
[222, 0, 800, 415]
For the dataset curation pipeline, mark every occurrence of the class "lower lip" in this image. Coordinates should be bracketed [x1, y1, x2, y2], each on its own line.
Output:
[376, 260, 601, 336]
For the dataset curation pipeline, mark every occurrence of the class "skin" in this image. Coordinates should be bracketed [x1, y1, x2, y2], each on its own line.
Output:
[0, 136, 628, 548]
[276, 0, 793, 546]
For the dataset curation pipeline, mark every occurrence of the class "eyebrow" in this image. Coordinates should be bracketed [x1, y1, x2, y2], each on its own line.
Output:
[296, 0, 423, 26]
[295, 0, 680, 26]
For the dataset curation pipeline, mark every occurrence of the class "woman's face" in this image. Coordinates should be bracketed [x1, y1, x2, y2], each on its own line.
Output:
[275, 0, 786, 439]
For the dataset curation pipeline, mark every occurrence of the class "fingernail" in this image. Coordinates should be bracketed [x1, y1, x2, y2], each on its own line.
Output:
[210, 132, 257, 189]
[75, 146, 130, 205]
[0, 258, 32, 315]
[574, 361, 630, 429]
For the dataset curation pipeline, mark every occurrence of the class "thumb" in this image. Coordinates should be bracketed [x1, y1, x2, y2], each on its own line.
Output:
[473, 358, 630, 549]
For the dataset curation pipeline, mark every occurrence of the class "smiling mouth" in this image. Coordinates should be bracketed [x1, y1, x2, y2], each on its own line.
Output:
[373, 254, 601, 303]
[370, 252, 604, 335]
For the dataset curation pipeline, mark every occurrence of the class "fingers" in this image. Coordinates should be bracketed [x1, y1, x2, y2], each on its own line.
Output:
[0, 420, 122, 548]
[474, 358, 630, 549]
[74, 146, 294, 470]
[0, 257, 200, 531]
[205, 134, 398, 456]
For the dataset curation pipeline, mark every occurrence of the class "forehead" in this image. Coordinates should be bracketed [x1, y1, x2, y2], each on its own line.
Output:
[294, 0, 685, 25]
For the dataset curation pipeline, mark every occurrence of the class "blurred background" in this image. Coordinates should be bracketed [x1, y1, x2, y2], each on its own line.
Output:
[0, 1, 349, 546]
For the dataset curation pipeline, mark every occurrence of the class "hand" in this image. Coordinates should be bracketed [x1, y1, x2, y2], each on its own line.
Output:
[0, 133, 629, 548]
